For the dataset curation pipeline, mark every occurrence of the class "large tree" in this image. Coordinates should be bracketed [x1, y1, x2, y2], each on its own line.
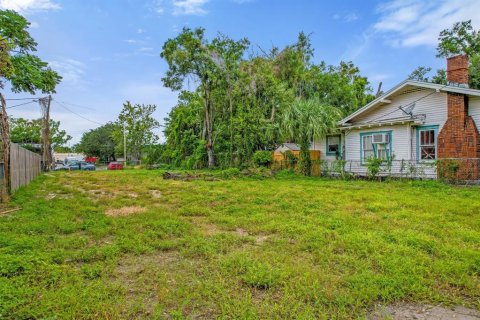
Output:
[161, 30, 373, 170]
[114, 102, 159, 162]
[76, 123, 117, 161]
[9, 117, 71, 151]
[161, 27, 249, 168]
[280, 99, 340, 176]
[0, 10, 61, 93]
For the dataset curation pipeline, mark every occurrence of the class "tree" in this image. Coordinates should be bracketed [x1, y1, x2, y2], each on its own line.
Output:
[436, 20, 480, 89]
[408, 66, 432, 82]
[114, 102, 159, 162]
[76, 123, 117, 161]
[0, 10, 61, 93]
[160, 30, 374, 170]
[437, 20, 480, 58]
[161, 27, 249, 168]
[9, 117, 71, 151]
[163, 91, 206, 168]
[280, 98, 340, 176]
[431, 69, 447, 85]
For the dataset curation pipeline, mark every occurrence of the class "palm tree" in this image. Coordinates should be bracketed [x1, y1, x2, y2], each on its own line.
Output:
[280, 98, 340, 175]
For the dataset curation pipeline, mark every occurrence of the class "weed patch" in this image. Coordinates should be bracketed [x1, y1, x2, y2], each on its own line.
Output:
[1, 170, 479, 319]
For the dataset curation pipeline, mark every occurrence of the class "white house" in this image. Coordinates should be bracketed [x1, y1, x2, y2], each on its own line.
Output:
[313, 55, 480, 179]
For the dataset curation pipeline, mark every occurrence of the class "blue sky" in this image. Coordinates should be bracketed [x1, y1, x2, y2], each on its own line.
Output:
[2, 0, 480, 144]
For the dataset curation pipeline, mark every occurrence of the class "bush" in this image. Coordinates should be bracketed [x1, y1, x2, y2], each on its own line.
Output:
[219, 168, 241, 179]
[252, 151, 272, 167]
[366, 157, 384, 179]
[437, 159, 461, 182]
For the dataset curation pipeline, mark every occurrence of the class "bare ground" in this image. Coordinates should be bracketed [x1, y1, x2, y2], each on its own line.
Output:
[368, 303, 480, 320]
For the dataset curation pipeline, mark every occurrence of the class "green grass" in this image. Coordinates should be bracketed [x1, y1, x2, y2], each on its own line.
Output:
[1, 170, 479, 319]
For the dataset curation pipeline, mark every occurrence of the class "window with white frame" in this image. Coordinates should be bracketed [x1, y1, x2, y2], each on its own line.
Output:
[361, 132, 391, 161]
[326, 135, 340, 155]
[418, 128, 436, 160]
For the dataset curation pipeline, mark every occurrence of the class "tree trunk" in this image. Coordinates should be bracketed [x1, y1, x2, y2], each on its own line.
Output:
[0, 92, 10, 201]
[299, 138, 312, 176]
[203, 87, 215, 168]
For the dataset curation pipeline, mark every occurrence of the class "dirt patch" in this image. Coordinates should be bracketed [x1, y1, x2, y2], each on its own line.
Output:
[116, 250, 180, 277]
[235, 228, 271, 245]
[105, 206, 146, 217]
[149, 190, 162, 198]
[368, 303, 480, 320]
[189, 217, 223, 236]
[235, 228, 249, 236]
[45, 192, 73, 200]
[115, 250, 181, 317]
[255, 235, 270, 245]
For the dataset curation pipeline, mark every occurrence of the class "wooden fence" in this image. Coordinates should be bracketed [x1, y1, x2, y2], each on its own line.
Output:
[9, 143, 41, 192]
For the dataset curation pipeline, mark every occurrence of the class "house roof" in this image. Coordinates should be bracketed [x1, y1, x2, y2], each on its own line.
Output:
[339, 80, 480, 126]
[338, 116, 424, 130]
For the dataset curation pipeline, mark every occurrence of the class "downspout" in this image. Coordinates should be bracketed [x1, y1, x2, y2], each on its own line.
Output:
[407, 122, 412, 161]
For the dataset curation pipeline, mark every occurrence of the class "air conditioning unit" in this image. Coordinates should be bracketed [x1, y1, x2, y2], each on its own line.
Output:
[372, 133, 389, 144]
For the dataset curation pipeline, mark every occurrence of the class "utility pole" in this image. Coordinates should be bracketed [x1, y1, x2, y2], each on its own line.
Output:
[40, 95, 52, 171]
[123, 121, 127, 166]
[0, 92, 10, 202]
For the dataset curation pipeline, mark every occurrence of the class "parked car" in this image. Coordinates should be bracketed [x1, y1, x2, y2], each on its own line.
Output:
[54, 164, 69, 171]
[56, 161, 95, 171]
[107, 162, 124, 170]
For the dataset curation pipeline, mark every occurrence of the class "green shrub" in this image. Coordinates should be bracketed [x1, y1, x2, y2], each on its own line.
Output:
[252, 151, 272, 167]
[219, 168, 241, 179]
[437, 159, 461, 182]
[274, 169, 297, 179]
[366, 157, 384, 179]
[284, 150, 297, 166]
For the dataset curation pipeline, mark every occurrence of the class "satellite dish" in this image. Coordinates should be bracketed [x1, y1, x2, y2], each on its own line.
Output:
[399, 103, 415, 117]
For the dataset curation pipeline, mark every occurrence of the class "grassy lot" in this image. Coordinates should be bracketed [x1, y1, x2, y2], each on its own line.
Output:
[1, 170, 479, 319]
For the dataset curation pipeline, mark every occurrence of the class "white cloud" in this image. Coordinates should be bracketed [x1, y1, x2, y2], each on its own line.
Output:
[344, 13, 358, 22]
[137, 28, 146, 34]
[49, 58, 86, 84]
[148, 0, 165, 14]
[333, 12, 359, 23]
[173, 0, 209, 16]
[0, 0, 60, 13]
[374, 0, 480, 47]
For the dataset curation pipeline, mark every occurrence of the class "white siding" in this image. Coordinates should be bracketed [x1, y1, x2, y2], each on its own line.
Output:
[469, 96, 480, 127]
[352, 87, 448, 130]
[344, 124, 412, 162]
[343, 86, 449, 166]
[312, 136, 343, 161]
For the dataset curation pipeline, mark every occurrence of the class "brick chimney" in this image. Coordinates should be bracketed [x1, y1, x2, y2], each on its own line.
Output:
[437, 55, 480, 179]
[447, 55, 469, 87]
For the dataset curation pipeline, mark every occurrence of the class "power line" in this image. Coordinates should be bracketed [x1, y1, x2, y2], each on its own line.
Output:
[56, 100, 97, 111]
[53, 100, 105, 126]
[6, 100, 38, 109]
[5, 97, 43, 101]
[362, 84, 449, 125]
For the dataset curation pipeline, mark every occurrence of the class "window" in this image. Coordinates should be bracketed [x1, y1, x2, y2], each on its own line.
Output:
[417, 126, 438, 161]
[326, 135, 341, 156]
[361, 132, 392, 162]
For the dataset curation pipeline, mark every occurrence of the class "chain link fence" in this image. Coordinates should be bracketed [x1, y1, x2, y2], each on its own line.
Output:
[271, 158, 480, 184]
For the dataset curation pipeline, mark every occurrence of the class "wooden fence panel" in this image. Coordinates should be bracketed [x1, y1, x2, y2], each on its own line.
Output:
[10, 143, 41, 192]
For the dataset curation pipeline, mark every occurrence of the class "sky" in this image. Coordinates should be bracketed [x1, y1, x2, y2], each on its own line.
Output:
[2, 0, 480, 144]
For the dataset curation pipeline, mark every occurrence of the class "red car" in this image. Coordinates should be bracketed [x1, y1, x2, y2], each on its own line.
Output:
[107, 162, 124, 170]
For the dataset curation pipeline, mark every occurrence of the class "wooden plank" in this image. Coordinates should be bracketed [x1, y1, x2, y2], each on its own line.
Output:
[9, 143, 42, 192]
